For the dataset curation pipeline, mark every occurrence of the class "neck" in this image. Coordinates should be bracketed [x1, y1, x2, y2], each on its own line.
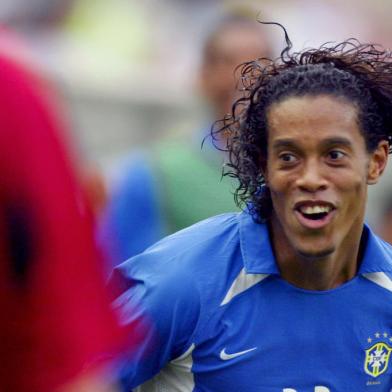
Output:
[269, 216, 364, 291]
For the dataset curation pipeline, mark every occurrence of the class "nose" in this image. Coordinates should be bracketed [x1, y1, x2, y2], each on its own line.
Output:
[295, 160, 328, 192]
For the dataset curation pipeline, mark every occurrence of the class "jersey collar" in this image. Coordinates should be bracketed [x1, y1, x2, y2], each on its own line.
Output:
[358, 224, 392, 273]
[239, 212, 392, 275]
[239, 211, 279, 274]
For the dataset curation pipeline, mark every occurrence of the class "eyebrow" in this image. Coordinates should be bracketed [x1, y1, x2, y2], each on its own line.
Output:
[271, 137, 353, 150]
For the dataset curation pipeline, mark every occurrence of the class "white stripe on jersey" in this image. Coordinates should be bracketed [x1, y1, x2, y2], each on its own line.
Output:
[363, 272, 392, 292]
[221, 268, 269, 306]
[135, 344, 195, 392]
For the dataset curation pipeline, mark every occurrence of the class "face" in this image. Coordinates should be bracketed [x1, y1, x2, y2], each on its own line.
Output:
[265, 94, 388, 259]
[200, 24, 271, 118]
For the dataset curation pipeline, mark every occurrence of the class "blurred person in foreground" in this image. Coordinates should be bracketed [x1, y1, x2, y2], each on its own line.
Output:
[0, 44, 123, 391]
[99, 10, 273, 265]
[110, 26, 392, 390]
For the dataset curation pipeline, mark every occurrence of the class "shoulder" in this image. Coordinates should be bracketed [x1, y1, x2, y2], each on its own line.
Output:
[375, 238, 392, 275]
[360, 227, 392, 286]
[154, 212, 240, 247]
[116, 212, 241, 283]
[363, 227, 392, 265]
[378, 237, 392, 256]
[152, 212, 240, 262]
[110, 212, 243, 319]
[109, 213, 244, 359]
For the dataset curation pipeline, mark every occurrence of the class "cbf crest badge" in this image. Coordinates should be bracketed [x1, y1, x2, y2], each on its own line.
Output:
[364, 334, 392, 378]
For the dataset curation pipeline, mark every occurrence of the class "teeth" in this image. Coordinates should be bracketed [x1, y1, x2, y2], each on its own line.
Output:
[300, 205, 331, 214]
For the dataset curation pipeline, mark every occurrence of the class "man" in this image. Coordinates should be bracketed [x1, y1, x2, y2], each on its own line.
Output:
[111, 33, 392, 391]
[99, 11, 273, 264]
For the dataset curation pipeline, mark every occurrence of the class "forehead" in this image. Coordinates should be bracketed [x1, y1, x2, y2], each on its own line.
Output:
[266, 95, 362, 145]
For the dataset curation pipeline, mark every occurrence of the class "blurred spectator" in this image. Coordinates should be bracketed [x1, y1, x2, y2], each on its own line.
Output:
[0, 39, 121, 391]
[0, 0, 74, 29]
[99, 10, 273, 267]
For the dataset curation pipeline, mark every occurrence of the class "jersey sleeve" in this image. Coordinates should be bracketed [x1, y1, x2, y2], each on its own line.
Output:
[108, 250, 202, 389]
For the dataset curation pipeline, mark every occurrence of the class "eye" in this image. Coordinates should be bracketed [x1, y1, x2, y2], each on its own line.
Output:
[278, 152, 299, 168]
[279, 153, 298, 164]
[327, 150, 346, 160]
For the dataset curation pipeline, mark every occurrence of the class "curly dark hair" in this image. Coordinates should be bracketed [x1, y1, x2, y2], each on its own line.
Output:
[212, 22, 392, 222]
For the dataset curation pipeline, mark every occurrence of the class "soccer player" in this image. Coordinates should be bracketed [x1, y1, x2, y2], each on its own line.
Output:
[110, 29, 392, 391]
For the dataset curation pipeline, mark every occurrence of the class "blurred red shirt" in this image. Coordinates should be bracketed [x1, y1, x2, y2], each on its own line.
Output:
[0, 43, 122, 391]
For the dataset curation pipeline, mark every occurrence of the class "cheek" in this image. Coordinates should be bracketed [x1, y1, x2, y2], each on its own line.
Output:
[327, 170, 368, 219]
[329, 170, 365, 193]
[268, 176, 294, 214]
[267, 171, 296, 196]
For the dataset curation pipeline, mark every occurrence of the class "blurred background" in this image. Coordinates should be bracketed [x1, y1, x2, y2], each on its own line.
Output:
[2, 0, 392, 230]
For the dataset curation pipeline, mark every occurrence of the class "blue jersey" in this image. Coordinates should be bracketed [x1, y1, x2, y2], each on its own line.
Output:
[111, 212, 392, 391]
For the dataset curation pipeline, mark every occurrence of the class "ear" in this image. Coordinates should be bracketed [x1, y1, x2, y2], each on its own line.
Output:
[367, 140, 389, 185]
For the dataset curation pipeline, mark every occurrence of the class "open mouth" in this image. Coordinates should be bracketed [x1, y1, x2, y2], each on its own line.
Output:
[299, 205, 332, 220]
[294, 202, 336, 228]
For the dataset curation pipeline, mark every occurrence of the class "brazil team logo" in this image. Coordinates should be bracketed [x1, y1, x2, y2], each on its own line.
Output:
[364, 342, 392, 378]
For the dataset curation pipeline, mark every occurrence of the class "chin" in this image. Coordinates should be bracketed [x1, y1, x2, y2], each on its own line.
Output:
[296, 245, 336, 260]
